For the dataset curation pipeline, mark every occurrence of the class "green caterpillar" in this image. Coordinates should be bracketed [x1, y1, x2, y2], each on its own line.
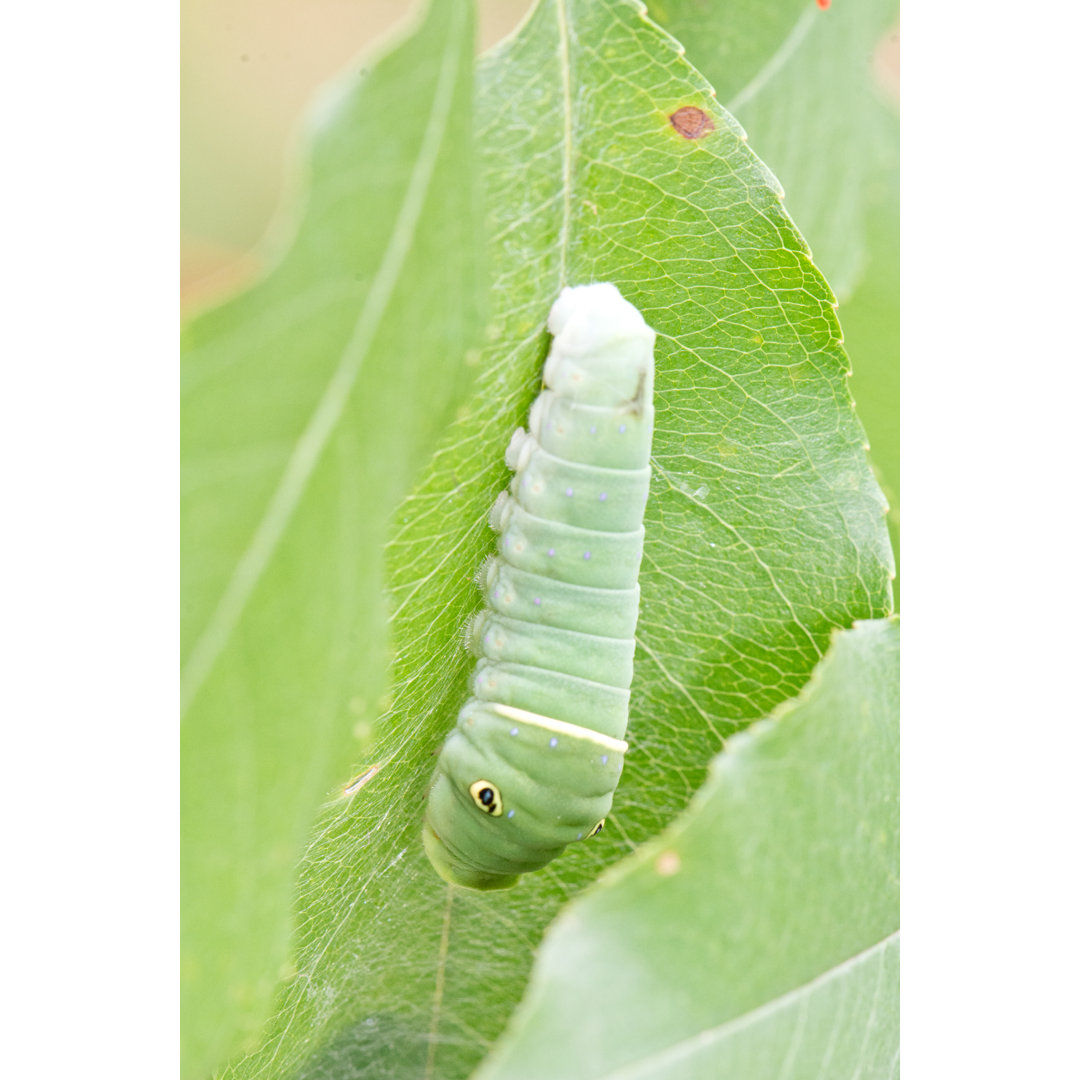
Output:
[423, 283, 655, 890]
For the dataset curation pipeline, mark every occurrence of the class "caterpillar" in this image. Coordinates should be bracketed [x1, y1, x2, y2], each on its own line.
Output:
[422, 282, 655, 890]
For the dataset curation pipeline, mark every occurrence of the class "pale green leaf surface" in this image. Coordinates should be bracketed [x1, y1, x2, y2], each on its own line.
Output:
[657, 0, 899, 301]
[646, 0, 809, 99]
[179, 1, 482, 1075]
[477, 618, 899, 1080]
[839, 157, 900, 599]
[225, 2, 893, 1078]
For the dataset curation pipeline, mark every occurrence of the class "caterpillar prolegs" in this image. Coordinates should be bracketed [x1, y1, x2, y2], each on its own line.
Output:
[423, 283, 655, 890]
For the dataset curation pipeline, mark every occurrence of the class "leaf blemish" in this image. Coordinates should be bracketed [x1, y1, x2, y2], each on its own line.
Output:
[669, 106, 715, 140]
[343, 763, 383, 797]
[656, 850, 681, 877]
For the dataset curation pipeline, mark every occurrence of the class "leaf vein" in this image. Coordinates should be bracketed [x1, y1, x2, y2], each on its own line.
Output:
[179, 5, 467, 716]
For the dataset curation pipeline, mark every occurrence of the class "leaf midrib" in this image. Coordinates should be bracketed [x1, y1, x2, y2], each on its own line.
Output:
[427, 2, 843, 1071]
[556, 0, 574, 287]
[179, 1, 468, 718]
[596, 929, 900, 1080]
[425, 0, 578, 1069]
[725, 6, 817, 115]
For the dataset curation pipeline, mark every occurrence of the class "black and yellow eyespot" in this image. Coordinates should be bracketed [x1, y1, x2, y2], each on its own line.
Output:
[469, 780, 503, 816]
[585, 819, 605, 839]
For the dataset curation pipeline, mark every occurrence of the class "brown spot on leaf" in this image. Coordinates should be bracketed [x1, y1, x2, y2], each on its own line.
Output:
[669, 106, 714, 140]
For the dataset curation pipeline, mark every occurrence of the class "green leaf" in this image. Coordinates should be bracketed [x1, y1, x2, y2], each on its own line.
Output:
[839, 157, 900, 598]
[225, 2, 893, 1077]
[476, 618, 899, 1080]
[655, 0, 900, 300]
[653, 0, 901, 590]
[179, 1, 482, 1074]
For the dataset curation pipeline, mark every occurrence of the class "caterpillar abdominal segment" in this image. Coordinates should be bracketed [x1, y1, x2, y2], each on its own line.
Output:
[490, 703, 630, 755]
[422, 282, 655, 890]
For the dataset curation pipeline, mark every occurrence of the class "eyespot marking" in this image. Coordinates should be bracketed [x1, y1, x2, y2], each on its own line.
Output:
[469, 780, 503, 816]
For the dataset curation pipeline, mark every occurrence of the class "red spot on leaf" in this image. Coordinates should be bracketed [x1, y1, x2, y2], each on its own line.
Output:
[669, 106, 715, 140]
[817, 0, 831, 9]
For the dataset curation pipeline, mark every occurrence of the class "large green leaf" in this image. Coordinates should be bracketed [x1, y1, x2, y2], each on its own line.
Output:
[656, 0, 900, 300]
[179, 1, 482, 1074]
[476, 618, 899, 1079]
[224, 1, 893, 1077]
[654, 0, 901, 588]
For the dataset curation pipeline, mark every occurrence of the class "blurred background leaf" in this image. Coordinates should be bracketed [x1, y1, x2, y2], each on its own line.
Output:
[477, 618, 899, 1080]
[180, 0, 530, 307]
[840, 162, 900, 595]
[215, 2, 894, 1077]
[180, 1, 483, 1074]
